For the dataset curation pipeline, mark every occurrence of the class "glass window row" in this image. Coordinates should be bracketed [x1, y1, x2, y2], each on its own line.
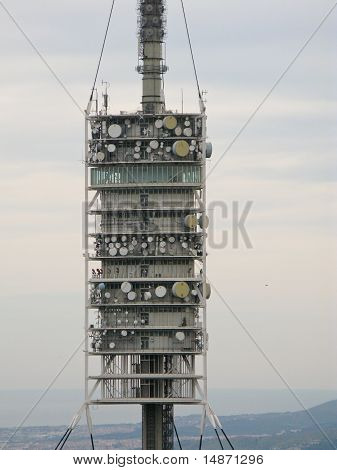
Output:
[91, 165, 201, 185]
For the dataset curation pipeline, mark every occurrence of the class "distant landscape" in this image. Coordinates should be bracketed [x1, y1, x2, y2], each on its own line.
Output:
[2, 388, 337, 427]
[1, 400, 337, 450]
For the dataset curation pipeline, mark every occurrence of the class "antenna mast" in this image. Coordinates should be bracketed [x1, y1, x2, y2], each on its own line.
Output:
[137, 0, 168, 114]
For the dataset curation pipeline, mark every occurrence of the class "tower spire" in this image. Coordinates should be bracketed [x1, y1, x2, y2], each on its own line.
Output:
[137, 0, 167, 114]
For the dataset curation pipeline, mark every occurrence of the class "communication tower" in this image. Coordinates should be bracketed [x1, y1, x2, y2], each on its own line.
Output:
[57, 0, 232, 451]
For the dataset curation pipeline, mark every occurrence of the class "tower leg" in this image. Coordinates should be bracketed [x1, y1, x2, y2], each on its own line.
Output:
[199, 405, 207, 450]
[56, 407, 84, 450]
[207, 405, 234, 450]
[85, 405, 95, 450]
[55, 427, 72, 450]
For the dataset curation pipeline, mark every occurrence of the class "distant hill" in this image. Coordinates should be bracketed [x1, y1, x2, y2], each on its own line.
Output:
[173, 400, 337, 450]
[1, 400, 337, 450]
[189, 400, 337, 436]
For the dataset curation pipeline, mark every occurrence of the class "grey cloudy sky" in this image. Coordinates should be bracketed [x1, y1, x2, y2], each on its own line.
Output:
[0, 0, 336, 414]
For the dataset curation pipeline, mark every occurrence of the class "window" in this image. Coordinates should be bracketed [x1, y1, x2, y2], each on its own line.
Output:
[140, 193, 149, 207]
[91, 165, 201, 185]
[141, 264, 149, 278]
[141, 337, 149, 350]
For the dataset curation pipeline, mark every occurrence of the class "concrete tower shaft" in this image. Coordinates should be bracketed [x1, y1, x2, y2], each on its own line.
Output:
[137, 0, 167, 114]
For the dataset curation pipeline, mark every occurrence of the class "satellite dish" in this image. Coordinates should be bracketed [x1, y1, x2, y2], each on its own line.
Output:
[155, 119, 163, 129]
[135, 146, 141, 152]
[98, 283, 105, 290]
[159, 241, 166, 248]
[119, 247, 128, 256]
[133, 153, 141, 160]
[206, 142, 213, 158]
[127, 291, 137, 301]
[191, 289, 198, 296]
[183, 128, 193, 137]
[174, 127, 182, 137]
[143, 292, 152, 301]
[115, 243, 121, 249]
[169, 236, 176, 243]
[159, 247, 166, 254]
[111, 236, 117, 242]
[173, 140, 190, 158]
[205, 283, 212, 300]
[97, 151, 105, 162]
[104, 237, 110, 243]
[109, 342, 116, 349]
[104, 292, 111, 299]
[121, 282, 132, 294]
[109, 242, 115, 248]
[150, 140, 159, 150]
[155, 286, 167, 298]
[163, 116, 178, 130]
[172, 282, 190, 299]
[109, 248, 117, 257]
[176, 332, 185, 342]
[121, 330, 128, 337]
[145, 4, 153, 12]
[132, 239, 138, 246]
[184, 214, 198, 229]
[199, 215, 210, 229]
[108, 144, 116, 153]
[147, 236, 154, 243]
[121, 235, 127, 242]
[184, 120, 191, 127]
[108, 124, 122, 138]
[182, 242, 188, 249]
[141, 242, 148, 249]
